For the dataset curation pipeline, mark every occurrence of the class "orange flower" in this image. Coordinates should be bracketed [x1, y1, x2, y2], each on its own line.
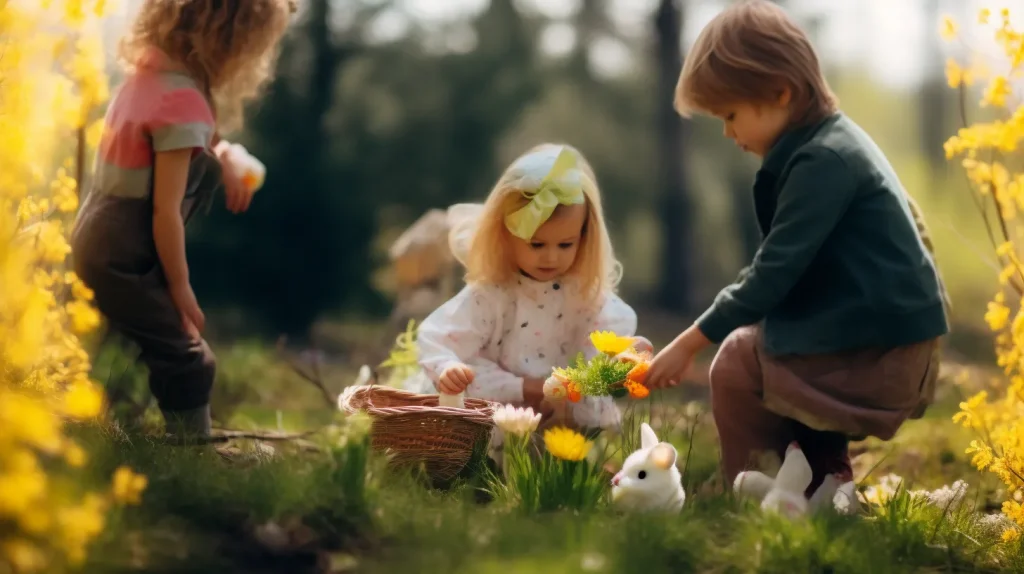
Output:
[626, 362, 649, 385]
[567, 382, 582, 403]
[625, 380, 650, 399]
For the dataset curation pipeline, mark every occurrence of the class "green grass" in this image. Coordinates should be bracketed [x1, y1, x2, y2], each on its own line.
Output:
[485, 432, 610, 514]
[77, 337, 1024, 573]
[77, 419, 380, 574]
[77, 428, 1024, 573]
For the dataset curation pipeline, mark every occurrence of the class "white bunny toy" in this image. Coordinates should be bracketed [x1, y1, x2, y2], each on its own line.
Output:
[733, 442, 859, 518]
[758, 442, 813, 519]
[611, 423, 686, 512]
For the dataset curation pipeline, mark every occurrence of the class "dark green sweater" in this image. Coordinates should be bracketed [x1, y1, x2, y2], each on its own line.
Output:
[696, 113, 949, 356]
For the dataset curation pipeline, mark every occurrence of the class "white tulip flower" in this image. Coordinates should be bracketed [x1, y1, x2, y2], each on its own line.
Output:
[492, 404, 542, 437]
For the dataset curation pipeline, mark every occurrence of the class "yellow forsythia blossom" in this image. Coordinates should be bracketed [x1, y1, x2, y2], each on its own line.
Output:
[946, 9, 1024, 537]
[0, 1, 146, 571]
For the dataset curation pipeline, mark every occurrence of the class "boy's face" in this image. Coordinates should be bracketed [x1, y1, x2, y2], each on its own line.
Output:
[713, 97, 791, 158]
[510, 203, 587, 283]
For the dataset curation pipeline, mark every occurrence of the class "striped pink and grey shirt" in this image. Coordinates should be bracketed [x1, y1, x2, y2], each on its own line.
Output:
[93, 48, 215, 200]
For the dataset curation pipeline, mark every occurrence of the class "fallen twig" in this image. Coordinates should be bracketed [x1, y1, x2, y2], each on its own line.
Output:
[159, 427, 327, 448]
[211, 428, 319, 441]
[276, 336, 337, 408]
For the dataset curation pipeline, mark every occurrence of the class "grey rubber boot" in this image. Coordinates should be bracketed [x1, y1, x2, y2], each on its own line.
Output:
[162, 404, 212, 444]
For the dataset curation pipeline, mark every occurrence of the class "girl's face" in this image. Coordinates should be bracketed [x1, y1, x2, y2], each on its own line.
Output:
[511, 203, 587, 283]
[713, 91, 792, 157]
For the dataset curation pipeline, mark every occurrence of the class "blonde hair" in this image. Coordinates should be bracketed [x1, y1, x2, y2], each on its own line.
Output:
[462, 143, 621, 303]
[119, 0, 296, 132]
[675, 0, 838, 128]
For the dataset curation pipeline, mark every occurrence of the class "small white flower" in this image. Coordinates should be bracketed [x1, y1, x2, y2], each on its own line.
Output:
[684, 401, 703, 419]
[925, 480, 968, 509]
[861, 473, 905, 505]
[979, 512, 1013, 533]
[908, 488, 929, 500]
[492, 404, 542, 436]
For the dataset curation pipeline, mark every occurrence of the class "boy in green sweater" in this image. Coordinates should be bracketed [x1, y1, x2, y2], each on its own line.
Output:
[646, 0, 950, 496]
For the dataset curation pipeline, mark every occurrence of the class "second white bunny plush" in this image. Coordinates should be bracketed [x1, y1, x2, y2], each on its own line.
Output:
[733, 442, 859, 518]
[610, 423, 686, 513]
[758, 442, 814, 519]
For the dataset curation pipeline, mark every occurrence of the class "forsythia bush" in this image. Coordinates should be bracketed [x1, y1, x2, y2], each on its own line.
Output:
[945, 8, 1024, 542]
[1, 1, 146, 571]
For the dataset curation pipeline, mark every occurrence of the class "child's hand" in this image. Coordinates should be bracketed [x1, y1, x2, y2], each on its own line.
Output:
[646, 346, 693, 389]
[646, 326, 710, 389]
[215, 143, 255, 214]
[522, 377, 549, 411]
[169, 282, 205, 340]
[536, 399, 565, 430]
[438, 363, 474, 394]
[222, 160, 254, 214]
[541, 397, 563, 423]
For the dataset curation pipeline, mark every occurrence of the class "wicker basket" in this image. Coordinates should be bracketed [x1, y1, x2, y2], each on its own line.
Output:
[337, 385, 498, 482]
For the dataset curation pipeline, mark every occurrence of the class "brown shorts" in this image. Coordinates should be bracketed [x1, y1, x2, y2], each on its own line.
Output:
[708, 325, 939, 485]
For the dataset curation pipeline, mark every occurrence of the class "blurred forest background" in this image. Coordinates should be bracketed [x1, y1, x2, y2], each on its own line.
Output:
[97, 0, 1005, 362]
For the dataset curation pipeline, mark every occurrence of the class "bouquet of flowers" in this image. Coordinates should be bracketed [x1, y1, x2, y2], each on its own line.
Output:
[543, 331, 652, 403]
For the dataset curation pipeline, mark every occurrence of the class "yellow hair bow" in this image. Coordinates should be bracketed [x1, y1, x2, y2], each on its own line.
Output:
[504, 146, 586, 240]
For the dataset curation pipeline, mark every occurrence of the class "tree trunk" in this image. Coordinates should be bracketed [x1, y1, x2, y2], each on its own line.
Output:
[655, 0, 693, 314]
[308, 0, 341, 144]
[919, 0, 947, 172]
[569, 0, 603, 85]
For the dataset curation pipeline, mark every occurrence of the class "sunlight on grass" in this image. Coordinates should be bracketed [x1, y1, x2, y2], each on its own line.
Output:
[77, 338, 1024, 573]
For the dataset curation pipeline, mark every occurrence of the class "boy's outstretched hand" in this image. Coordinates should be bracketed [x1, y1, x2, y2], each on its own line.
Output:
[645, 326, 712, 389]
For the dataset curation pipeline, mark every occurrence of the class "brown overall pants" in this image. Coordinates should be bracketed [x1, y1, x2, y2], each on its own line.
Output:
[71, 151, 223, 414]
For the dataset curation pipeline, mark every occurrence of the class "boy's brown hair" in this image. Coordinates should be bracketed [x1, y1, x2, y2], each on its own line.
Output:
[675, 0, 838, 128]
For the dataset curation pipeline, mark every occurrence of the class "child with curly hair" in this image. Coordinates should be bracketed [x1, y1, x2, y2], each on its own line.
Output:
[72, 0, 296, 440]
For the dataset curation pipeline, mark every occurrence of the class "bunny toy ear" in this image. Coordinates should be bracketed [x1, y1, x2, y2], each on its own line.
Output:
[774, 442, 813, 493]
[640, 423, 659, 450]
[649, 443, 677, 470]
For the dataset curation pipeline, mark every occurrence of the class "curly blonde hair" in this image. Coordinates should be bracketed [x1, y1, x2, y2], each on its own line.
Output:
[463, 143, 622, 303]
[119, 0, 296, 132]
